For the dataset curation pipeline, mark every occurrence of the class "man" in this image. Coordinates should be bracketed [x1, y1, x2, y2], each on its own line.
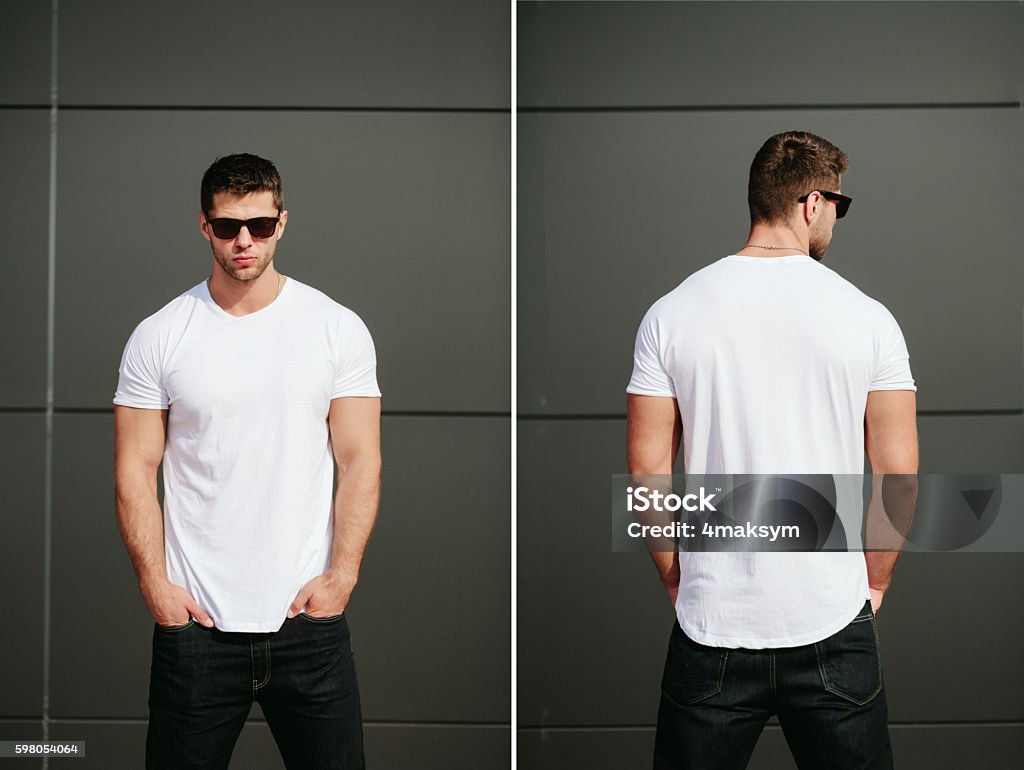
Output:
[627, 131, 918, 769]
[114, 153, 381, 770]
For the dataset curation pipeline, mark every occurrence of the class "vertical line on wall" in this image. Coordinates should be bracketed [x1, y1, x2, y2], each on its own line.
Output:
[42, 0, 59, 765]
[509, 1, 518, 765]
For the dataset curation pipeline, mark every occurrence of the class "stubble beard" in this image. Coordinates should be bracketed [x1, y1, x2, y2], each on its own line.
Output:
[212, 244, 275, 283]
[808, 221, 831, 262]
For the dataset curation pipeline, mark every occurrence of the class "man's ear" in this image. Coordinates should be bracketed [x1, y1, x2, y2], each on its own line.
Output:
[198, 211, 211, 242]
[801, 192, 821, 225]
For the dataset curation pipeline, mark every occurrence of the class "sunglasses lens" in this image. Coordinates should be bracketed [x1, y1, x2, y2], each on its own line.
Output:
[248, 218, 278, 238]
[209, 219, 241, 239]
[836, 197, 850, 219]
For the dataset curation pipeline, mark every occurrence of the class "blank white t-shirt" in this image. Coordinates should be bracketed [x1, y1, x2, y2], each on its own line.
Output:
[114, 277, 380, 632]
[628, 255, 915, 648]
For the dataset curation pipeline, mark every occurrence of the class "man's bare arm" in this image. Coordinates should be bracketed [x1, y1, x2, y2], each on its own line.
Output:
[114, 406, 213, 627]
[864, 390, 919, 612]
[627, 394, 683, 605]
[289, 396, 382, 617]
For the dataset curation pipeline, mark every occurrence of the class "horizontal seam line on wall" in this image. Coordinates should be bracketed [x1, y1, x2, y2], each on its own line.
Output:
[0, 407, 510, 418]
[518, 102, 1022, 113]
[0, 104, 510, 113]
[517, 410, 1024, 420]
[40, 718, 510, 728]
[516, 720, 1024, 731]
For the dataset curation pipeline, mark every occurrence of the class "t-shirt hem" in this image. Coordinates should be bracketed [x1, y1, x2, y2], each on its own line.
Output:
[329, 390, 382, 399]
[112, 396, 168, 409]
[867, 384, 917, 392]
[625, 386, 676, 398]
[212, 619, 288, 633]
[677, 598, 869, 649]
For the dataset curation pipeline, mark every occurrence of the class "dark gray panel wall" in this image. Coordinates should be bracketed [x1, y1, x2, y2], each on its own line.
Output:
[519, 2, 1024, 107]
[56, 110, 509, 412]
[0, 721, 43, 769]
[0, 111, 49, 407]
[518, 3, 1024, 767]
[60, 0, 509, 108]
[519, 109, 1024, 415]
[0, 416, 46, 718]
[0, 0, 50, 105]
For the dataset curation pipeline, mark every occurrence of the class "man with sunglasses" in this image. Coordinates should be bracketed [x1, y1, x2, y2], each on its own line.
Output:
[627, 131, 917, 769]
[113, 153, 380, 769]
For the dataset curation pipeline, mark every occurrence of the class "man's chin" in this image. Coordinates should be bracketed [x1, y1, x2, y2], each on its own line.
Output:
[218, 261, 268, 282]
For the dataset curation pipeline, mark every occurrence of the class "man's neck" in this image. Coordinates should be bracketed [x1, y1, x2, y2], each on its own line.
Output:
[735, 222, 809, 257]
[208, 267, 284, 317]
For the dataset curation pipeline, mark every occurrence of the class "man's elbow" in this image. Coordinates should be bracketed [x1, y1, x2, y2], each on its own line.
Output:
[336, 450, 382, 480]
[867, 448, 919, 476]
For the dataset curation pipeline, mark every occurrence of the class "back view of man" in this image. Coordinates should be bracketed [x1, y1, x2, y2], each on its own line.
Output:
[627, 131, 918, 769]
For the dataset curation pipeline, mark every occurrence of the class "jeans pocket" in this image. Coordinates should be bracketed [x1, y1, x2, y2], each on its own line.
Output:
[814, 609, 882, 705]
[156, 618, 196, 632]
[661, 623, 729, 706]
[298, 611, 345, 623]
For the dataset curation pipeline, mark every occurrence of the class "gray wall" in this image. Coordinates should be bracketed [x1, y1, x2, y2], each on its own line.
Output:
[0, 1, 509, 768]
[518, 2, 1024, 768]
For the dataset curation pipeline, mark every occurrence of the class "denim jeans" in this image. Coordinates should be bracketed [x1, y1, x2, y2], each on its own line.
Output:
[654, 601, 892, 770]
[146, 612, 364, 770]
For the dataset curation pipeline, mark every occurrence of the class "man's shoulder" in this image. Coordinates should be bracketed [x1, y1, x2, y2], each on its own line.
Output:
[643, 258, 730, 315]
[286, 278, 370, 330]
[126, 282, 205, 341]
[814, 264, 898, 321]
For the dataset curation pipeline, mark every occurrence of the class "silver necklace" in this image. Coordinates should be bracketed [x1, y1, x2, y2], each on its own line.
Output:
[744, 243, 808, 255]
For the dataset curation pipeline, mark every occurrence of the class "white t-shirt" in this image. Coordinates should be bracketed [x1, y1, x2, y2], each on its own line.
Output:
[627, 254, 915, 648]
[114, 277, 380, 632]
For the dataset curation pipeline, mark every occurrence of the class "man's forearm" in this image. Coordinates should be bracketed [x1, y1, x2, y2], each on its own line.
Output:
[864, 551, 899, 593]
[863, 472, 918, 597]
[327, 457, 381, 584]
[115, 468, 167, 587]
[651, 550, 680, 591]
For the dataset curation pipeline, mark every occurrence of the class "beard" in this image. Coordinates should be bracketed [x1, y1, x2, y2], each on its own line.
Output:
[808, 220, 831, 262]
[211, 243, 275, 282]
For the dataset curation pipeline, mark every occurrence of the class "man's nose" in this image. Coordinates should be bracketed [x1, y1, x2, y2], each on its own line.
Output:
[234, 225, 254, 247]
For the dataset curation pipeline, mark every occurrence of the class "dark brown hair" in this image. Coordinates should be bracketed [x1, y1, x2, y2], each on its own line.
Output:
[200, 153, 283, 214]
[747, 131, 848, 225]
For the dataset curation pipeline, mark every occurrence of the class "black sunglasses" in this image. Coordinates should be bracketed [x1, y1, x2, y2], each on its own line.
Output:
[797, 190, 852, 219]
[204, 216, 280, 239]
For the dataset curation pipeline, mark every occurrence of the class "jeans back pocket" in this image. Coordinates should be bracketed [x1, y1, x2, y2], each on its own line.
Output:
[814, 606, 882, 705]
[661, 622, 729, 706]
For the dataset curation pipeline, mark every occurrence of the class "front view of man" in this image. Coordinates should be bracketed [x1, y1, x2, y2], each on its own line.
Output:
[114, 154, 381, 769]
[627, 132, 918, 769]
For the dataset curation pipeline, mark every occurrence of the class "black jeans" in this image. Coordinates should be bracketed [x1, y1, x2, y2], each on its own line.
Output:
[146, 613, 364, 770]
[654, 602, 892, 770]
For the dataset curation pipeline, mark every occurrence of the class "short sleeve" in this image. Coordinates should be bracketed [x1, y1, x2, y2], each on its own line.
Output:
[626, 308, 676, 398]
[331, 315, 381, 399]
[870, 311, 916, 392]
[113, 323, 169, 409]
